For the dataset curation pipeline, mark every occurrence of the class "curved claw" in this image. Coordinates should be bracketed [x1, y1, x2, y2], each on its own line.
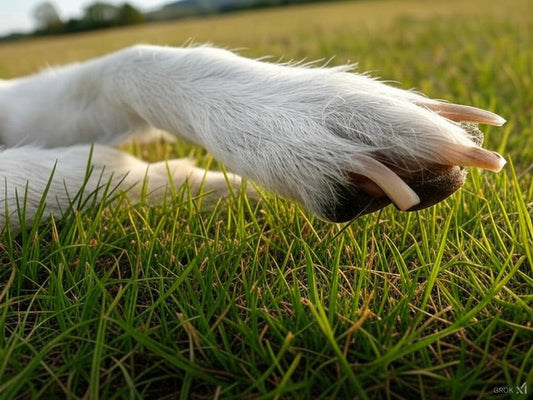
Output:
[417, 100, 506, 126]
[439, 144, 507, 172]
[352, 154, 420, 210]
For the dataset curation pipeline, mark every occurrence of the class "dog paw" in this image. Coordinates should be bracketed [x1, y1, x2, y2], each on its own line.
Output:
[226, 68, 506, 222]
[164, 49, 506, 222]
[317, 89, 506, 222]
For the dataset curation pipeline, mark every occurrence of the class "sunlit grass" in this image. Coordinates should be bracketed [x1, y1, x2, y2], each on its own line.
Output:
[1, 0, 532, 398]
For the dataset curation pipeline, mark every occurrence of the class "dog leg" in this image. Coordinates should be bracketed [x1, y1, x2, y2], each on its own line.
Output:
[0, 145, 253, 232]
[93, 45, 504, 221]
[0, 45, 505, 224]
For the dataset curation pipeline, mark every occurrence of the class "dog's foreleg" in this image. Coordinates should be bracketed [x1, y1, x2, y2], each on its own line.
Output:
[0, 145, 251, 232]
[0, 45, 260, 148]
[0, 45, 505, 225]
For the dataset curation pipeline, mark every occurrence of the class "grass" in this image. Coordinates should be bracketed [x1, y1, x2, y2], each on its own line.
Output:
[1, 0, 532, 398]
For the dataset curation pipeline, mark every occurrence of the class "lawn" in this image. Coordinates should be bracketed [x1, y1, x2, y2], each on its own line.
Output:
[0, 0, 532, 398]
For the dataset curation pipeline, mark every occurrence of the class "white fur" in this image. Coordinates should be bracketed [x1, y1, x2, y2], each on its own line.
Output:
[0, 45, 497, 231]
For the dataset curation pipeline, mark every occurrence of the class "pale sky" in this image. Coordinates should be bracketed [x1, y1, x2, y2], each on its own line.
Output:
[0, 0, 169, 36]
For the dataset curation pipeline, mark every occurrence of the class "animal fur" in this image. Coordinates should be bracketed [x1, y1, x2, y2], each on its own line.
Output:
[0, 45, 506, 232]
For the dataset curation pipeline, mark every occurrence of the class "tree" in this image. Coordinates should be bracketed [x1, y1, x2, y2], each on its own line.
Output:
[116, 4, 145, 25]
[83, 2, 119, 27]
[33, 1, 62, 32]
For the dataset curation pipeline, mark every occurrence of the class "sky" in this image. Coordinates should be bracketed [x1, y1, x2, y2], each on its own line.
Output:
[0, 0, 169, 36]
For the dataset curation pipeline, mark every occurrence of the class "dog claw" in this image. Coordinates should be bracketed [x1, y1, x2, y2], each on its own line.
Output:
[418, 100, 506, 126]
[440, 144, 507, 172]
[353, 154, 421, 210]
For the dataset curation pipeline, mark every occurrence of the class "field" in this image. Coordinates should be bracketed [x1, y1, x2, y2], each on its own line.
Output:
[1, 0, 532, 398]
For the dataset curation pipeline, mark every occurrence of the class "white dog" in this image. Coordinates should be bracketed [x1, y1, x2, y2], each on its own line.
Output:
[0, 45, 506, 231]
